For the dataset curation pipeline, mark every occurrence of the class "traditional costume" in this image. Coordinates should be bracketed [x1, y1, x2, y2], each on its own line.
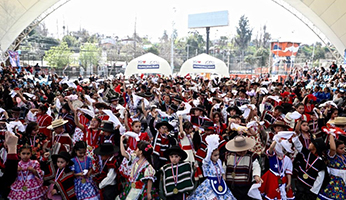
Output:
[71, 156, 99, 200]
[117, 149, 159, 200]
[225, 136, 261, 200]
[93, 143, 119, 200]
[42, 152, 77, 200]
[294, 138, 326, 200]
[46, 119, 73, 154]
[8, 160, 46, 200]
[188, 134, 236, 200]
[161, 146, 195, 200]
[37, 112, 52, 138]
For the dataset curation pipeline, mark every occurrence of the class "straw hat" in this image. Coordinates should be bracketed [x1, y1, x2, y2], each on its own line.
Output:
[226, 135, 255, 152]
[47, 119, 68, 130]
[334, 117, 346, 126]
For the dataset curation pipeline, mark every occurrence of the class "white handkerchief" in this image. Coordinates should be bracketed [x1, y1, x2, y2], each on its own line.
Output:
[247, 183, 262, 200]
[288, 111, 301, 120]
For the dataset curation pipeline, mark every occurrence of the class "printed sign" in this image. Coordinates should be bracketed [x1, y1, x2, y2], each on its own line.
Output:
[137, 60, 159, 69]
[192, 60, 215, 69]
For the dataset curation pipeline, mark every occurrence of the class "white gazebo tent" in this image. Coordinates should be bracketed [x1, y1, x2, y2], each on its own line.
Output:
[124, 53, 172, 77]
[179, 53, 229, 77]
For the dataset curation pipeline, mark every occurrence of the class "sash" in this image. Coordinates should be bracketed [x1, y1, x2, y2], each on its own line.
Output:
[208, 176, 227, 195]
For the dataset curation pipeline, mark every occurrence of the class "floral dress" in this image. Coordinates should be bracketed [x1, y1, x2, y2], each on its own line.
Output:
[71, 156, 99, 200]
[187, 159, 236, 200]
[117, 154, 159, 200]
[8, 160, 47, 200]
[317, 152, 346, 200]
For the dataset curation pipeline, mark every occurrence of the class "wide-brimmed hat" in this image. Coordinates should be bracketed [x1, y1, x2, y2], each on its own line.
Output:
[164, 145, 188, 161]
[52, 151, 73, 166]
[334, 117, 346, 126]
[172, 95, 183, 103]
[99, 121, 116, 133]
[269, 120, 290, 129]
[136, 91, 153, 98]
[47, 119, 68, 130]
[190, 105, 207, 114]
[168, 104, 178, 112]
[94, 143, 119, 156]
[94, 102, 110, 109]
[155, 121, 174, 131]
[202, 121, 215, 130]
[226, 135, 255, 152]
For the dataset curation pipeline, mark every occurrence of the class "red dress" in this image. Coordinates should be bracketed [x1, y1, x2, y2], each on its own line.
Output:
[37, 113, 52, 138]
[83, 125, 101, 172]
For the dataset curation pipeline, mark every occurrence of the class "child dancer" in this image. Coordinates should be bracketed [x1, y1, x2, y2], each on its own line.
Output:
[42, 151, 77, 200]
[188, 134, 236, 200]
[117, 135, 159, 200]
[294, 136, 326, 200]
[71, 141, 99, 200]
[93, 143, 119, 200]
[119, 121, 150, 178]
[318, 132, 346, 199]
[259, 132, 295, 200]
[161, 145, 195, 200]
[8, 144, 46, 200]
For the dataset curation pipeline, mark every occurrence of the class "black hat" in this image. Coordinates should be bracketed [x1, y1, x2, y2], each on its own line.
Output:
[99, 121, 116, 133]
[136, 91, 153, 98]
[311, 137, 327, 157]
[62, 103, 71, 111]
[164, 145, 188, 161]
[94, 143, 119, 156]
[226, 106, 241, 115]
[172, 95, 183, 103]
[168, 104, 178, 112]
[251, 82, 260, 86]
[155, 121, 174, 131]
[11, 107, 21, 113]
[202, 121, 215, 130]
[52, 151, 73, 166]
[190, 105, 207, 115]
[95, 102, 110, 109]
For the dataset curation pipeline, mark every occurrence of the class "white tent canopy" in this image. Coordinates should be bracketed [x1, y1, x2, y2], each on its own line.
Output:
[124, 53, 172, 77]
[178, 53, 228, 77]
[282, 0, 346, 56]
[0, 0, 62, 52]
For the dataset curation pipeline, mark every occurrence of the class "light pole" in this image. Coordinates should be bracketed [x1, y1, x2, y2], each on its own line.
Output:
[170, 7, 176, 74]
[186, 44, 190, 60]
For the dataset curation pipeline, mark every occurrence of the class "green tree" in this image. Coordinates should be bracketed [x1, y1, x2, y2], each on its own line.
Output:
[146, 46, 159, 55]
[44, 42, 73, 68]
[255, 47, 270, 67]
[79, 43, 101, 69]
[234, 15, 252, 54]
[62, 35, 79, 48]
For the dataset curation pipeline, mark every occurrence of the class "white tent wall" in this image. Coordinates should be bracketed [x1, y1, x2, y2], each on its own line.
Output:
[124, 53, 172, 78]
[178, 53, 229, 77]
[0, 0, 61, 52]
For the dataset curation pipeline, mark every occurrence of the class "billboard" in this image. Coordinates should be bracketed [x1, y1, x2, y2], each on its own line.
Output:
[188, 10, 229, 28]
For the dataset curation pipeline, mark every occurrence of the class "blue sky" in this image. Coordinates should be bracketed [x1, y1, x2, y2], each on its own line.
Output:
[42, 0, 322, 45]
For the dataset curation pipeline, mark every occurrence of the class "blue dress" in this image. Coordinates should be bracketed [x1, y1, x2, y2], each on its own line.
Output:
[71, 156, 100, 200]
[187, 159, 236, 200]
[318, 153, 346, 200]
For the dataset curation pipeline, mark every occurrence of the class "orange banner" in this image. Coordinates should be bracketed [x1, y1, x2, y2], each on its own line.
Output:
[271, 42, 300, 57]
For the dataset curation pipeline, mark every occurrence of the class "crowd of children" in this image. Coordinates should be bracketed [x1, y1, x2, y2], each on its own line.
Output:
[1, 63, 346, 200]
